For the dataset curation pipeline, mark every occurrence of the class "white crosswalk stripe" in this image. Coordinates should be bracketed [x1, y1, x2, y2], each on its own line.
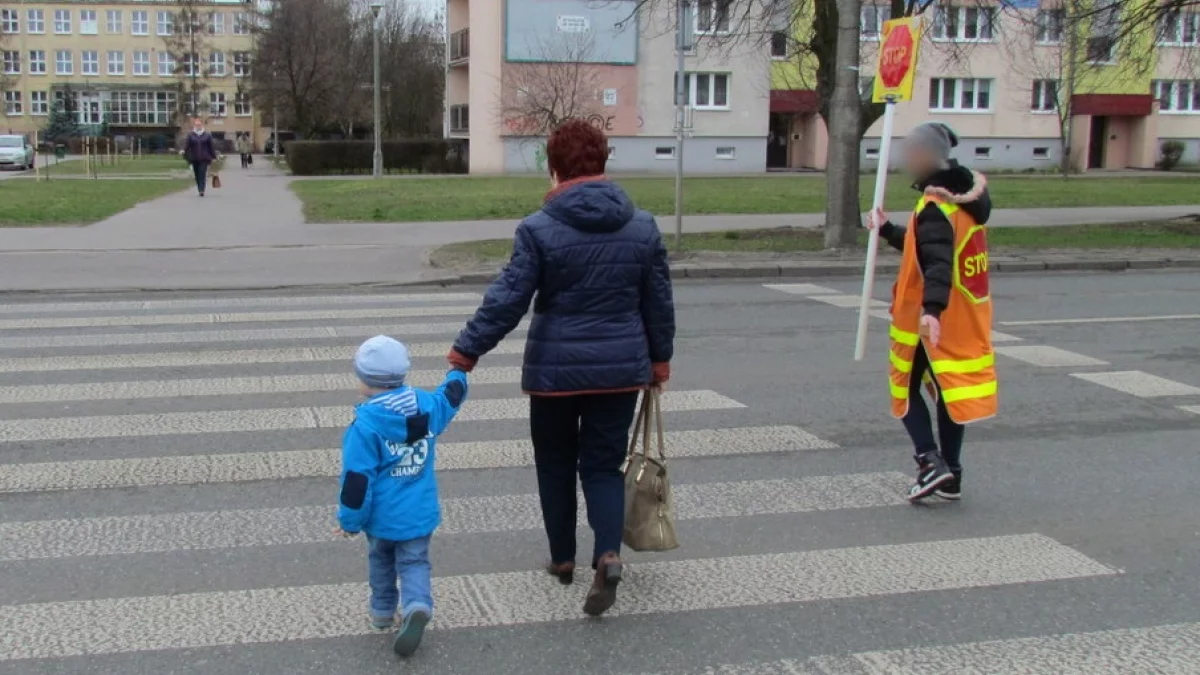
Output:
[0, 290, 1157, 671]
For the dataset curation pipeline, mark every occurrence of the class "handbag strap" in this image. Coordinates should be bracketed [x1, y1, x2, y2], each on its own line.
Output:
[650, 388, 667, 461]
[626, 391, 652, 459]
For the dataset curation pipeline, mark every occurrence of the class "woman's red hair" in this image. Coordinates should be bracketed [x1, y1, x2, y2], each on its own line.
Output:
[546, 119, 608, 182]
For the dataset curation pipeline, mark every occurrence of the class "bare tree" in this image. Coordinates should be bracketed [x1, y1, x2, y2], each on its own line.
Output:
[497, 33, 606, 136]
[162, 0, 215, 120]
[378, 2, 446, 137]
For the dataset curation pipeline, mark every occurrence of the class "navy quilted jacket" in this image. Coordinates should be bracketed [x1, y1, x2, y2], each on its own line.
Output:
[452, 179, 675, 394]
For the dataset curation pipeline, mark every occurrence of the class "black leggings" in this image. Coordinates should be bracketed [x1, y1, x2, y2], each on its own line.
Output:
[191, 161, 208, 194]
[901, 345, 965, 473]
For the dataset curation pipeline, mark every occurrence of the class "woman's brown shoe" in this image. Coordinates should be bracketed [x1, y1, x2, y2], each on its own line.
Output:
[582, 553, 623, 617]
[546, 561, 575, 585]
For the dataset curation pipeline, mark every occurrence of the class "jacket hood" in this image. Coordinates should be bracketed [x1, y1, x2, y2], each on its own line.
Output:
[543, 179, 637, 234]
[355, 389, 425, 445]
[916, 162, 992, 225]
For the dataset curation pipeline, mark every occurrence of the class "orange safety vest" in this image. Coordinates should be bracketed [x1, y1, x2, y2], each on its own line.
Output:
[888, 193, 997, 424]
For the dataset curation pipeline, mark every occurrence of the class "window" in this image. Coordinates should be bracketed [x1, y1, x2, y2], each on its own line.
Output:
[1154, 80, 1200, 114]
[209, 12, 225, 34]
[157, 11, 174, 36]
[4, 91, 21, 115]
[1031, 79, 1058, 112]
[79, 9, 97, 34]
[233, 12, 251, 35]
[932, 6, 994, 42]
[715, 146, 736, 160]
[158, 51, 175, 77]
[234, 92, 252, 116]
[2, 51, 18, 75]
[1158, 11, 1200, 46]
[1087, 1, 1120, 63]
[133, 51, 151, 76]
[132, 10, 148, 35]
[54, 9, 71, 34]
[655, 146, 675, 159]
[607, 146, 615, 159]
[183, 53, 199, 77]
[107, 51, 125, 76]
[929, 77, 992, 112]
[209, 52, 226, 77]
[770, 30, 788, 58]
[103, 91, 178, 125]
[695, 0, 730, 34]
[861, 4, 891, 39]
[974, 146, 991, 159]
[1, 9, 18, 34]
[233, 52, 252, 77]
[55, 50, 73, 75]
[676, 72, 731, 110]
[107, 10, 123, 34]
[81, 51, 98, 76]
[865, 147, 880, 158]
[30, 91, 49, 116]
[449, 104, 469, 132]
[209, 92, 227, 117]
[27, 9, 44, 34]
[1033, 146, 1050, 159]
[29, 50, 46, 75]
[1035, 9, 1064, 43]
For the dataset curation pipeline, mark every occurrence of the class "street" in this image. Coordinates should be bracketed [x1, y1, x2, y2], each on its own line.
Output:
[1, 271, 1199, 674]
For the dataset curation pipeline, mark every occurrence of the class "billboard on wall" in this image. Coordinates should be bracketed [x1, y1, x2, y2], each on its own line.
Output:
[505, 0, 639, 65]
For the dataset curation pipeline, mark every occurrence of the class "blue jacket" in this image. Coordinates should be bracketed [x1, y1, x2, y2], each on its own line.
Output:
[453, 179, 675, 393]
[337, 370, 468, 541]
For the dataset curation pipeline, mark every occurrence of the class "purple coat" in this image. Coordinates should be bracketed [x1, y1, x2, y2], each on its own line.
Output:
[183, 131, 217, 164]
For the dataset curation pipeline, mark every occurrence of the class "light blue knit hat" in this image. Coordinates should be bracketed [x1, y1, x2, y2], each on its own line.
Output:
[355, 335, 411, 389]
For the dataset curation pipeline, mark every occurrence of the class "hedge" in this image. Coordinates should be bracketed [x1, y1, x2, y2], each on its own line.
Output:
[284, 140, 468, 175]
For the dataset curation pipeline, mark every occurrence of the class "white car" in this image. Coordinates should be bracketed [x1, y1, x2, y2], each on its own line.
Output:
[0, 135, 35, 170]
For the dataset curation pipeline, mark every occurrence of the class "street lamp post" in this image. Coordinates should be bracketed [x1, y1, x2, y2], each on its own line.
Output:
[370, 1, 384, 178]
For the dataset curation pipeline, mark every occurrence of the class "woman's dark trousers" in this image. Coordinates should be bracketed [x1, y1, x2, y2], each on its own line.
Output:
[901, 345, 965, 473]
[191, 161, 209, 194]
[529, 391, 639, 568]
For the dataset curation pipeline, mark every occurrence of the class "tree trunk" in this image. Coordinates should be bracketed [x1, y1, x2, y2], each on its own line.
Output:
[823, 0, 864, 249]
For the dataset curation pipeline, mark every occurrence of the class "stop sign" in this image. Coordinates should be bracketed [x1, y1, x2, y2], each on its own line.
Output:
[878, 23, 916, 89]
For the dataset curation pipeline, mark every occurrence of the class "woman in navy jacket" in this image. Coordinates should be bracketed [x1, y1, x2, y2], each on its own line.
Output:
[449, 119, 675, 617]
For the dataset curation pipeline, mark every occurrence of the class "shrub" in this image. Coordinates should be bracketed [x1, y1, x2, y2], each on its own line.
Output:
[1160, 140, 1186, 171]
[285, 139, 468, 176]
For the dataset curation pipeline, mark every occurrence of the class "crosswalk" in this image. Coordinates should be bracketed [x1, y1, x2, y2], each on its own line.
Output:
[0, 288, 1196, 673]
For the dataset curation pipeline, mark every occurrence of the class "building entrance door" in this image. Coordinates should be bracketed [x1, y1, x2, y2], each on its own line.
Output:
[767, 113, 790, 169]
[1088, 116, 1108, 169]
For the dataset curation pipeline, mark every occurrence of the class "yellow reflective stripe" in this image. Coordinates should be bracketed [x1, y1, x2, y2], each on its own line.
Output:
[930, 353, 995, 374]
[889, 350, 912, 373]
[915, 197, 960, 217]
[941, 380, 997, 403]
[889, 325, 919, 347]
[890, 381, 909, 400]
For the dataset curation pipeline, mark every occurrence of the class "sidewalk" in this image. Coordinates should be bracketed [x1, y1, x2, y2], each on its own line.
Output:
[0, 170, 1196, 292]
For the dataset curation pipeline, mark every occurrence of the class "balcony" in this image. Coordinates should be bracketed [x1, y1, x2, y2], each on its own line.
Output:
[449, 104, 469, 134]
[450, 28, 469, 65]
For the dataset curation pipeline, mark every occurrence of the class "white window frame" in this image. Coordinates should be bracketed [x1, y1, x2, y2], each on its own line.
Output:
[234, 92, 252, 116]
[27, 9, 44, 34]
[1031, 79, 1058, 112]
[694, 0, 731, 35]
[1033, 146, 1050, 160]
[1154, 80, 1200, 114]
[1, 9, 18, 34]
[131, 10, 149, 36]
[715, 146, 736, 160]
[30, 91, 49, 116]
[233, 12, 251, 35]
[79, 9, 98, 35]
[107, 10, 123, 34]
[4, 90, 22, 115]
[81, 50, 99, 76]
[55, 50, 73, 75]
[209, 12, 225, 35]
[931, 6, 994, 42]
[928, 77, 993, 113]
[29, 50, 46, 75]
[158, 51, 175, 77]
[233, 52, 252, 77]
[209, 51, 227, 77]
[133, 51, 151, 76]
[1035, 9, 1064, 44]
[1157, 11, 1199, 46]
[861, 4, 891, 40]
[654, 146, 675, 160]
[678, 72, 731, 111]
[157, 11, 174, 36]
[54, 9, 71, 35]
[107, 50, 125, 76]
[1, 50, 19, 75]
[209, 92, 227, 117]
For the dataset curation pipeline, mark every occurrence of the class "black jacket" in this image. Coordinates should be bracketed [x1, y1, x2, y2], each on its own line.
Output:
[879, 162, 991, 318]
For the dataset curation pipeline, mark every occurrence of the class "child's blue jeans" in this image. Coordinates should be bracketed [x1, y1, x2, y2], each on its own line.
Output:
[366, 535, 433, 621]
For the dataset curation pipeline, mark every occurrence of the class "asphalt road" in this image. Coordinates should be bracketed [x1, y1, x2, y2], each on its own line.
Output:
[1, 271, 1199, 674]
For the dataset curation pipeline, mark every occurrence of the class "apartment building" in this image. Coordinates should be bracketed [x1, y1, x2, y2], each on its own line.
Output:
[772, 0, 1200, 172]
[445, 0, 770, 174]
[0, 0, 262, 147]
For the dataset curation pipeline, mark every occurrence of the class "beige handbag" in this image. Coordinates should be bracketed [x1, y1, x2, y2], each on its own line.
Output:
[622, 388, 679, 552]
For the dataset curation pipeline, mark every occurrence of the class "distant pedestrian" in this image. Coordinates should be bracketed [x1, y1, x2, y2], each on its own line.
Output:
[448, 119, 675, 617]
[335, 335, 469, 657]
[235, 133, 251, 169]
[867, 122, 997, 503]
[181, 118, 218, 197]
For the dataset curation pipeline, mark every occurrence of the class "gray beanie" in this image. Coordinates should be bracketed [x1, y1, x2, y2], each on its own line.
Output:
[907, 122, 959, 166]
[355, 335, 411, 389]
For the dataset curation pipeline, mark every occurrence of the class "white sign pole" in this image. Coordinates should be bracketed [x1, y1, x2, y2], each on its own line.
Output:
[853, 96, 897, 362]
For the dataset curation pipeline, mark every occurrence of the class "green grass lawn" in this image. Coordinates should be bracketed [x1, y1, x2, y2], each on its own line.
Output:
[0, 179, 190, 226]
[431, 220, 1200, 267]
[291, 175, 1200, 223]
[40, 154, 191, 176]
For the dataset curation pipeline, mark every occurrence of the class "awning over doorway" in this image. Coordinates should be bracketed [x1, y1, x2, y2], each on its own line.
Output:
[1071, 94, 1153, 117]
[770, 90, 820, 114]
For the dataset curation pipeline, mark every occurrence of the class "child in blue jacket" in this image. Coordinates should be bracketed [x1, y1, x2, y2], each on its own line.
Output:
[335, 335, 469, 657]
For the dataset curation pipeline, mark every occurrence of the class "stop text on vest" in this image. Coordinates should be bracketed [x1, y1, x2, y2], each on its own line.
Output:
[963, 251, 988, 278]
